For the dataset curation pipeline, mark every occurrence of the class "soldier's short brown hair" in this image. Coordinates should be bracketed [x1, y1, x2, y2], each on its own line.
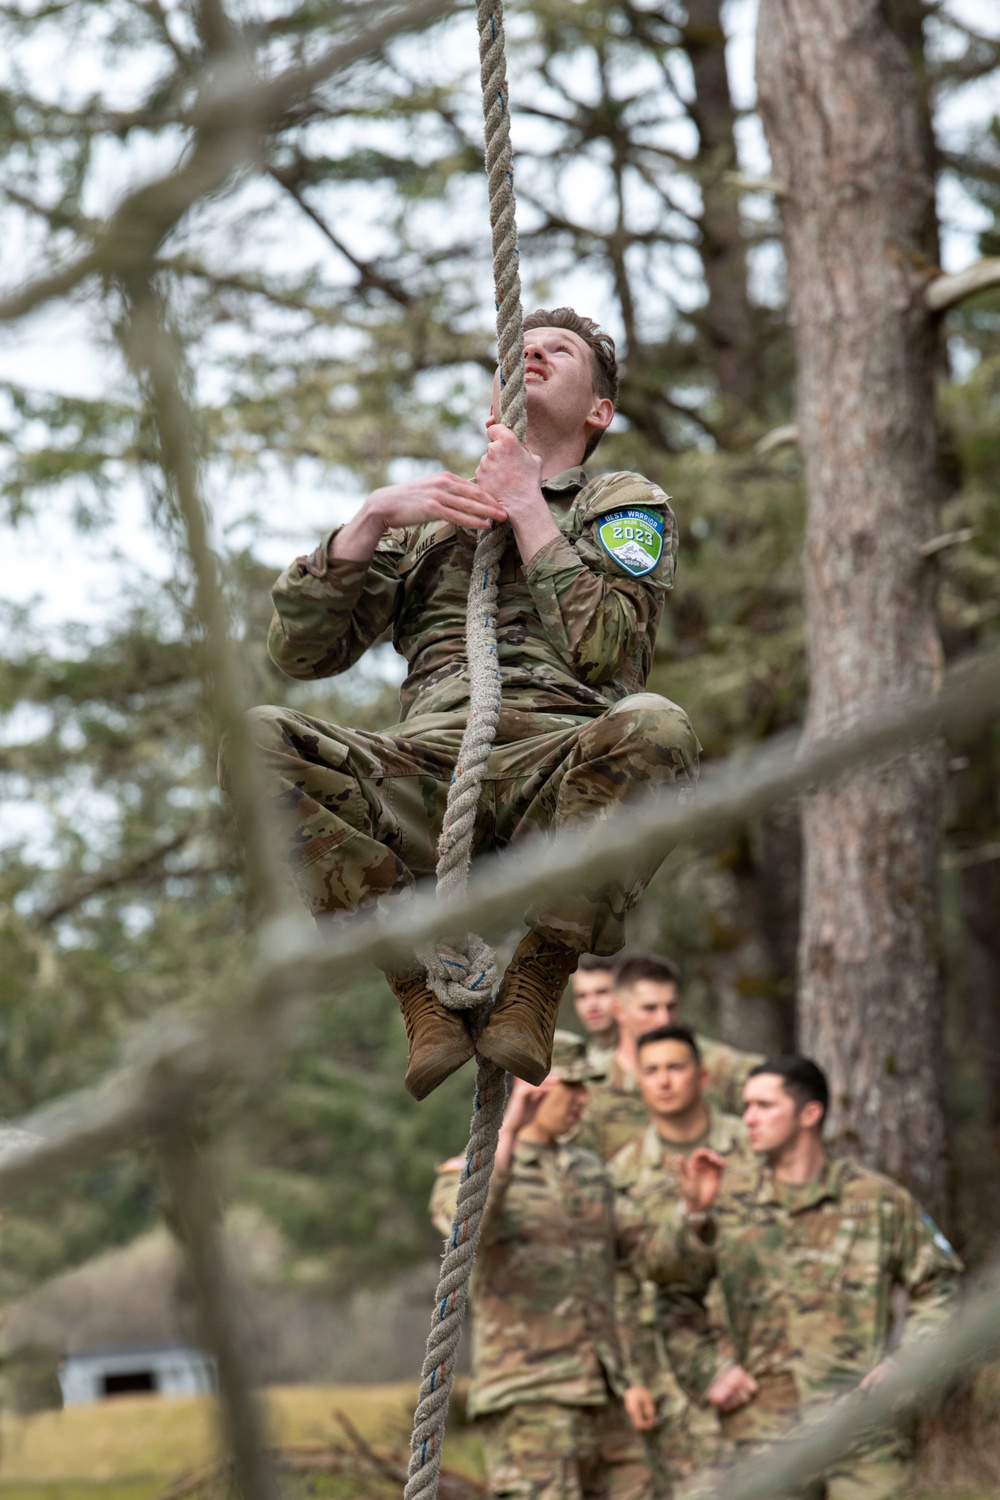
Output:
[523, 307, 619, 459]
[749, 1055, 829, 1125]
[636, 1023, 701, 1064]
[613, 952, 682, 993]
[576, 953, 616, 974]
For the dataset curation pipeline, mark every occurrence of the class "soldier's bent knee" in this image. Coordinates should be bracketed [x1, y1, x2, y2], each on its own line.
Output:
[588, 693, 700, 769]
[243, 703, 291, 754]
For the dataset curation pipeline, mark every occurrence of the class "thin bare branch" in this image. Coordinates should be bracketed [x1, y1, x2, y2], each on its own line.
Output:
[926, 258, 1000, 312]
[36, 827, 196, 926]
[0, 0, 459, 325]
[266, 164, 415, 307]
[919, 526, 977, 558]
[755, 422, 800, 454]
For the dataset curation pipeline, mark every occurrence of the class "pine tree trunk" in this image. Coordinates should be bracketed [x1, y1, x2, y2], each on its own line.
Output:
[756, 0, 949, 1217]
[682, 0, 758, 413]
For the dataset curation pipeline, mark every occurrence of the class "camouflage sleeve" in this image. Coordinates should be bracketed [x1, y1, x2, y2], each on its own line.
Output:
[523, 473, 676, 686]
[638, 1202, 734, 1396]
[267, 527, 406, 680]
[616, 1267, 665, 1392]
[889, 1189, 963, 1352]
[429, 1162, 462, 1238]
[613, 1190, 658, 1387]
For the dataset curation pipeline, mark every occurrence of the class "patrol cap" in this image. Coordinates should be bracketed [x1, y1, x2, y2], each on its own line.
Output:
[549, 1030, 606, 1083]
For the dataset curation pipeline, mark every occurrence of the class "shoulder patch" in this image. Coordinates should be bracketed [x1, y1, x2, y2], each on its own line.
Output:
[597, 508, 665, 577]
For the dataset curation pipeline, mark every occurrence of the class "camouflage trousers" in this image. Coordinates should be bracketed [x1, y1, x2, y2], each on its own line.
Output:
[645, 1397, 726, 1496]
[478, 1399, 654, 1500]
[246, 694, 699, 957]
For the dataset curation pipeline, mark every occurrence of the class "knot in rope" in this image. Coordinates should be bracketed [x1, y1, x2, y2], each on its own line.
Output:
[420, 934, 497, 1011]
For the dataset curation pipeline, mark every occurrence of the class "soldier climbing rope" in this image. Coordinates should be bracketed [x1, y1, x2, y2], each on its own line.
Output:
[405, 3, 524, 1494]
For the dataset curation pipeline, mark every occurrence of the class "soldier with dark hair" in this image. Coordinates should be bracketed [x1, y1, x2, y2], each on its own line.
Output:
[245, 310, 699, 1100]
[645, 1056, 963, 1500]
[575, 954, 763, 1162]
[611, 1026, 752, 1492]
[430, 1032, 654, 1500]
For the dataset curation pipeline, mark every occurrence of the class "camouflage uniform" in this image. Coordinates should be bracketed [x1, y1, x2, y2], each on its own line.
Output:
[644, 1156, 963, 1499]
[575, 1039, 762, 1163]
[250, 468, 699, 956]
[431, 1130, 651, 1498]
[610, 1111, 752, 1488]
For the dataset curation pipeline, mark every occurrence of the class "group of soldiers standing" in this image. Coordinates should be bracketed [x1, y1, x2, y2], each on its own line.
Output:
[430, 953, 963, 1500]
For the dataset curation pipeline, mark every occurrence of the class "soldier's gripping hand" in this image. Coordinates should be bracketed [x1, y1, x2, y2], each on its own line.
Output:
[677, 1147, 727, 1217]
[706, 1364, 758, 1412]
[330, 475, 507, 564]
[623, 1386, 658, 1431]
[477, 422, 559, 565]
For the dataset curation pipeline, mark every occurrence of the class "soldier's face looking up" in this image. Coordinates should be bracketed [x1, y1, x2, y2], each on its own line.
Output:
[742, 1073, 824, 1157]
[532, 1079, 589, 1140]
[637, 1039, 706, 1120]
[614, 980, 682, 1044]
[571, 967, 617, 1034]
[489, 326, 612, 454]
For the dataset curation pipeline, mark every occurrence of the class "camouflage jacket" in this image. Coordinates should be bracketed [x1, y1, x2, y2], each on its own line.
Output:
[645, 1155, 963, 1435]
[610, 1110, 750, 1401]
[268, 468, 677, 727]
[430, 1138, 627, 1416]
[575, 1038, 762, 1163]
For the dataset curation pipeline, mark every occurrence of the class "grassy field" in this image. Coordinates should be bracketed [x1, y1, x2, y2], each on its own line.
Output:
[0, 1383, 484, 1500]
[0, 1385, 989, 1500]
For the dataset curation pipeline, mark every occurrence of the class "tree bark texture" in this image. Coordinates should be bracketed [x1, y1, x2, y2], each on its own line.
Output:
[682, 0, 759, 413]
[756, 1, 948, 1216]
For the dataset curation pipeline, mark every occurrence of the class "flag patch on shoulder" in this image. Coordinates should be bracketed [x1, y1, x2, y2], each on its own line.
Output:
[597, 508, 664, 577]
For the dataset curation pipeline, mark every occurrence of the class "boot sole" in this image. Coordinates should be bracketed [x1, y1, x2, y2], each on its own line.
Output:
[476, 1027, 548, 1087]
[405, 1041, 476, 1101]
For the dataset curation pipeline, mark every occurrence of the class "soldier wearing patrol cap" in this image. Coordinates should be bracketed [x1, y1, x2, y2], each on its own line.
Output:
[245, 308, 699, 1103]
[430, 1030, 654, 1500]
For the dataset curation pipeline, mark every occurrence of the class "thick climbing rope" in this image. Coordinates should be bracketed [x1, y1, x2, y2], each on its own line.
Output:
[406, 4, 526, 1498]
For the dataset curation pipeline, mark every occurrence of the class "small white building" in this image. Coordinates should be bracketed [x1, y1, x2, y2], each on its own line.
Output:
[58, 1343, 217, 1405]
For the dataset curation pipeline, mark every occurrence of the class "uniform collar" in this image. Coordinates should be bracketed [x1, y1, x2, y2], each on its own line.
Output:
[645, 1105, 742, 1162]
[513, 1136, 559, 1166]
[755, 1153, 838, 1211]
[542, 466, 588, 495]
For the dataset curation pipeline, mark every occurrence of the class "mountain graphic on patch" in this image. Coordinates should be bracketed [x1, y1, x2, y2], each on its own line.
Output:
[615, 539, 654, 570]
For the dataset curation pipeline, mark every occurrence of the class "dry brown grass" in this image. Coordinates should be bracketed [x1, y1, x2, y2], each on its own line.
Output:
[0, 1383, 438, 1485]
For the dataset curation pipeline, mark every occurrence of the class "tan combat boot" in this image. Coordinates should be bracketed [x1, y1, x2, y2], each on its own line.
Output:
[387, 970, 476, 1101]
[477, 931, 579, 1085]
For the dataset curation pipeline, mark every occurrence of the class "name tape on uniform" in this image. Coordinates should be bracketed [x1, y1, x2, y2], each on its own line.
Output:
[597, 508, 664, 578]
